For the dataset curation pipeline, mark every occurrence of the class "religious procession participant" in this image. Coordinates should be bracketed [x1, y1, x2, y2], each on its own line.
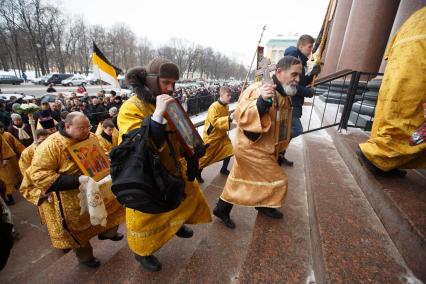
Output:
[96, 119, 118, 154]
[197, 86, 234, 183]
[19, 129, 50, 204]
[282, 34, 321, 166]
[358, 7, 426, 175]
[118, 58, 211, 272]
[19, 129, 50, 174]
[0, 122, 25, 205]
[213, 56, 302, 229]
[27, 112, 125, 268]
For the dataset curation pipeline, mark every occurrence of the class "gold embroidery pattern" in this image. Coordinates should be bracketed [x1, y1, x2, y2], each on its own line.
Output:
[228, 176, 286, 186]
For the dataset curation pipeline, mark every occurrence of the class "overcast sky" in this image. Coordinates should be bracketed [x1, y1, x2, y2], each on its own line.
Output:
[59, 0, 329, 66]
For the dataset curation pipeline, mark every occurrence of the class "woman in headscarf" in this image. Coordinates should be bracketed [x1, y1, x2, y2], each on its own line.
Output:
[7, 113, 33, 147]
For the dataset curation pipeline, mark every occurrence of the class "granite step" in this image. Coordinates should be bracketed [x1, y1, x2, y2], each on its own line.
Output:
[0, 194, 64, 283]
[26, 225, 127, 284]
[237, 137, 314, 283]
[303, 131, 419, 283]
[175, 185, 257, 283]
[87, 162, 226, 283]
[332, 130, 426, 282]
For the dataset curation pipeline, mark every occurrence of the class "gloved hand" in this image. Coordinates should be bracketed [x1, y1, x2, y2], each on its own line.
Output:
[185, 143, 208, 181]
[194, 143, 208, 159]
[311, 64, 321, 76]
[185, 155, 199, 181]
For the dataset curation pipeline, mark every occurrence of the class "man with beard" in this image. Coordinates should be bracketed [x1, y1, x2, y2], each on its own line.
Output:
[282, 35, 321, 166]
[117, 58, 211, 272]
[26, 112, 125, 267]
[213, 56, 302, 229]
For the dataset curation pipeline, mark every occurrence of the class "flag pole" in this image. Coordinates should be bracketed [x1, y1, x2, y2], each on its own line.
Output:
[241, 25, 266, 92]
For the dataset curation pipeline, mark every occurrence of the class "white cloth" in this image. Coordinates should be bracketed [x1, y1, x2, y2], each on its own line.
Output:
[78, 175, 108, 227]
[13, 125, 31, 140]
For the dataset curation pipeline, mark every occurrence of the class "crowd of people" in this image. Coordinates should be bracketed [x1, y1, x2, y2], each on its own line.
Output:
[1, 8, 424, 274]
[175, 84, 241, 115]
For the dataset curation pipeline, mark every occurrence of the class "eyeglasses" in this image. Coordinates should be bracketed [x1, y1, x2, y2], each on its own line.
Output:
[77, 125, 93, 131]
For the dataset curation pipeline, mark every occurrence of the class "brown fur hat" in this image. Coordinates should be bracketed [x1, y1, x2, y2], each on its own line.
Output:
[126, 58, 180, 98]
[145, 58, 180, 95]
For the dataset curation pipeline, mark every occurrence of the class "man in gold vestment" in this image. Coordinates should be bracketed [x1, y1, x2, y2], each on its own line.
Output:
[0, 122, 25, 205]
[19, 129, 50, 219]
[197, 86, 234, 183]
[27, 112, 124, 268]
[118, 58, 211, 272]
[358, 7, 426, 176]
[213, 56, 302, 229]
[96, 119, 118, 154]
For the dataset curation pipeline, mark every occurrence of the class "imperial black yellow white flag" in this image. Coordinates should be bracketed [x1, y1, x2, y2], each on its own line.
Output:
[92, 42, 122, 89]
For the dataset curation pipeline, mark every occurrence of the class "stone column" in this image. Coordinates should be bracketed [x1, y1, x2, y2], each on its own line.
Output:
[321, 0, 353, 77]
[379, 0, 426, 72]
[336, 0, 400, 73]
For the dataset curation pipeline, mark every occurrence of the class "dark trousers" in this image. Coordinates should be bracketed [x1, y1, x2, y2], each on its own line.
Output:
[73, 225, 118, 262]
[216, 198, 234, 215]
[221, 156, 231, 171]
[290, 116, 303, 139]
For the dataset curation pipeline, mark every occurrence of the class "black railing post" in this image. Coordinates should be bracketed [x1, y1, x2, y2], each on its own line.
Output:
[338, 71, 360, 131]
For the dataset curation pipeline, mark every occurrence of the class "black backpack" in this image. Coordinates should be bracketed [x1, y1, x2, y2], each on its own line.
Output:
[109, 116, 186, 214]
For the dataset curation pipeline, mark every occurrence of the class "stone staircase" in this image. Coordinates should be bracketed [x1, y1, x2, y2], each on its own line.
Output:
[1, 115, 425, 283]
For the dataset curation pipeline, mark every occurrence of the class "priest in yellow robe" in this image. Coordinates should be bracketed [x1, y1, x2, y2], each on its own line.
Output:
[213, 56, 302, 229]
[197, 86, 234, 183]
[358, 7, 426, 176]
[0, 122, 25, 205]
[118, 58, 211, 272]
[27, 112, 125, 268]
[19, 129, 50, 221]
[96, 119, 118, 154]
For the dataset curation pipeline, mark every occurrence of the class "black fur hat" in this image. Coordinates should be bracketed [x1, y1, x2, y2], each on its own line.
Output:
[125, 66, 147, 88]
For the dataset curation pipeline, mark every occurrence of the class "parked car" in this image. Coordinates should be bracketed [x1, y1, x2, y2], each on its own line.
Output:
[61, 75, 88, 86]
[0, 75, 24, 85]
[0, 93, 34, 102]
[31, 75, 49, 85]
[43, 73, 73, 86]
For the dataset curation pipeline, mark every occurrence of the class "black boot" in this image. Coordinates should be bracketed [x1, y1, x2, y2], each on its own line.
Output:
[98, 232, 124, 241]
[387, 168, 407, 177]
[357, 148, 406, 177]
[135, 254, 162, 272]
[6, 194, 15, 205]
[255, 207, 283, 219]
[81, 257, 101, 268]
[220, 157, 231, 175]
[176, 225, 193, 238]
[196, 169, 204, 184]
[213, 199, 236, 229]
[278, 152, 294, 167]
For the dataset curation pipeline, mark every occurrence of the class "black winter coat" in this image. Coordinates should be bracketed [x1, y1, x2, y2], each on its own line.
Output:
[284, 46, 314, 118]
